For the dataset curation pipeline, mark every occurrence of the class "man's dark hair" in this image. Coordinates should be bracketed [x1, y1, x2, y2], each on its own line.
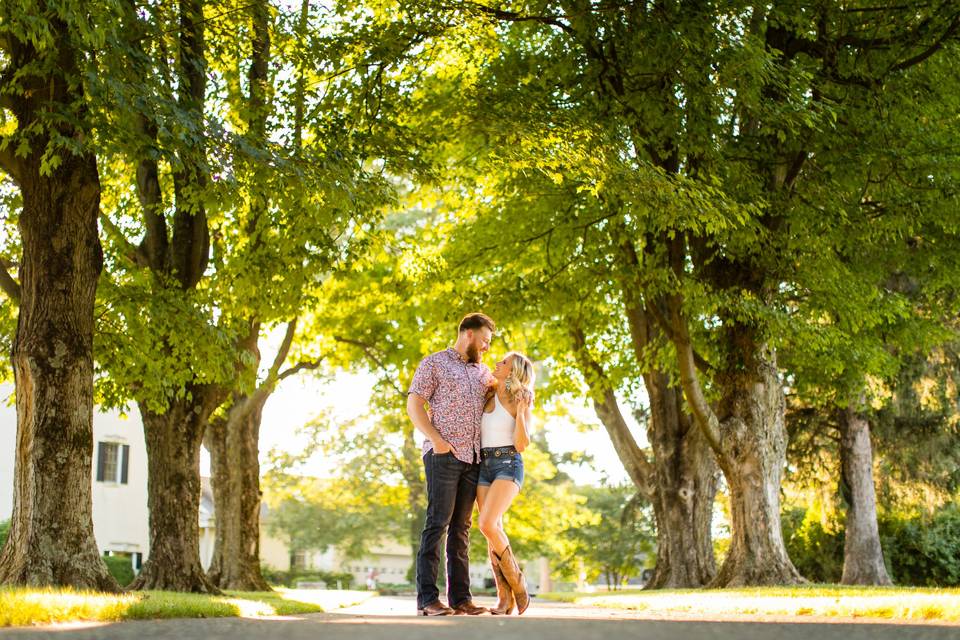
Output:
[458, 312, 496, 334]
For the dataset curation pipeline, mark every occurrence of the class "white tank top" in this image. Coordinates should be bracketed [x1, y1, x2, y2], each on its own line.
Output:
[481, 394, 516, 448]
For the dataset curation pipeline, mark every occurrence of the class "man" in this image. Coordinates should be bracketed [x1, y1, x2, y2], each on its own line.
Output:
[407, 312, 496, 616]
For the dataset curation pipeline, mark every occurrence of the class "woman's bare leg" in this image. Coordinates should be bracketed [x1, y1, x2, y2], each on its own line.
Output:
[477, 479, 520, 555]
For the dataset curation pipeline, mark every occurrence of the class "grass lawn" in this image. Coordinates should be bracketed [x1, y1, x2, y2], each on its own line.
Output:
[538, 584, 960, 623]
[0, 587, 375, 627]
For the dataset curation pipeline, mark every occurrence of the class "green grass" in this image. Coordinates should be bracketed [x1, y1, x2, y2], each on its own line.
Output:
[0, 587, 375, 627]
[539, 584, 960, 623]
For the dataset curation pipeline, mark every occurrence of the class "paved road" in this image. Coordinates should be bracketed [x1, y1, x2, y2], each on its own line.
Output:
[2, 596, 957, 639]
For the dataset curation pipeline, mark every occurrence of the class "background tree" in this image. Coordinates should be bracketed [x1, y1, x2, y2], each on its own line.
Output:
[90, 0, 389, 592]
[566, 483, 656, 590]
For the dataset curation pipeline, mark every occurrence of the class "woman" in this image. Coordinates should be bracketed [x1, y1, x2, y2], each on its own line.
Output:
[476, 351, 534, 615]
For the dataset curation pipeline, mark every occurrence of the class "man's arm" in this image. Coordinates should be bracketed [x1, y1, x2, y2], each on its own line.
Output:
[407, 392, 453, 454]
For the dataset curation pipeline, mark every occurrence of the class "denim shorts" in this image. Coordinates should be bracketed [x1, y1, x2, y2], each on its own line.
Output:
[478, 448, 524, 490]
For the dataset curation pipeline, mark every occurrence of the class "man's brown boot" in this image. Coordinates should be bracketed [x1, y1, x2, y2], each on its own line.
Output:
[452, 600, 489, 615]
[417, 601, 454, 616]
[488, 547, 515, 615]
[495, 545, 529, 615]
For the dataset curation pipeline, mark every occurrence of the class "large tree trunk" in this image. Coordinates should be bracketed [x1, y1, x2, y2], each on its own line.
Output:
[671, 302, 803, 586]
[615, 244, 718, 588]
[839, 406, 892, 585]
[708, 333, 802, 586]
[644, 372, 718, 589]
[571, 320, 718, 590]
[205, 317, 312, 591]
[0, 18, 117, 591]
[129, 387, 222, 592]
[625, 293, 718, 589]
[206, 394, 271, 591]
[0, 150, 117, 591]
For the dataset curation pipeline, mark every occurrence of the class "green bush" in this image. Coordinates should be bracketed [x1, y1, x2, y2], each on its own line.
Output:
[260, 566, 354, 589]
[103, 555, 136, 587]
[0, 520, 9, 550]
[782, 507, 845, 583]
[881, 504, 960, 587]
[782, 504, 960, 587]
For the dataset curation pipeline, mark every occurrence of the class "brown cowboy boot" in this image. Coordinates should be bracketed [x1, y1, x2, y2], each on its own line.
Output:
[488, 546, 515, 615]
[495, 545, 529, 615]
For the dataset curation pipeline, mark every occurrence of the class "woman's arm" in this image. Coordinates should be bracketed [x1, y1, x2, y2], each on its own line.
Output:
[514, 393, 532, 452]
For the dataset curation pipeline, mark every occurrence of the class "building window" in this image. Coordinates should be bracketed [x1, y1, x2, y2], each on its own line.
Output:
[96, 442, 130, 484]
[292, 550, 309, 570]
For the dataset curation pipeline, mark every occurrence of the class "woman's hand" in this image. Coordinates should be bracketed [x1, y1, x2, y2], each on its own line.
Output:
[516, 395, 530, 414]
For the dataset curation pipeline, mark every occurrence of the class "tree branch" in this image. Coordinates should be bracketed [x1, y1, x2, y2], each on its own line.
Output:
[0, 257, 20, 304]
[0, 138, 23, 185]
[277, 359, 323, 381]
[333, 335, 406, 397]
[890, 14, 960, 72]
[664, 236, 726, 461]
[460, 2, 576, 35]
[569, 324, 657, 497]
[99, 212, 149, 266]
[267, 317, 298, 381]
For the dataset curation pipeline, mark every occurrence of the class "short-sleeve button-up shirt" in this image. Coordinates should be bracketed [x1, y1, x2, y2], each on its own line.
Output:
[408, 347, 494, 464]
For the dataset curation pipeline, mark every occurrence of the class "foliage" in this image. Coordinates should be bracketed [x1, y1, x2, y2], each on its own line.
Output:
[782, 503, 960, 587]
[102, 556, 135, 588]
[881, 505, 960, 587]
[781, 507, 845, 584]
[561, 483, 655, 589]
[0, 520, 8, 551]
[262, 473, 408, 563]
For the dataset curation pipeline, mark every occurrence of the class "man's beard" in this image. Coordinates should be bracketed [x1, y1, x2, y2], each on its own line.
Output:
[466, 343, 481, 364]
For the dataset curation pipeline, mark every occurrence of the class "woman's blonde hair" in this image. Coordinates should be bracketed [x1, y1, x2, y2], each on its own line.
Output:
[503, 352, 535, 404]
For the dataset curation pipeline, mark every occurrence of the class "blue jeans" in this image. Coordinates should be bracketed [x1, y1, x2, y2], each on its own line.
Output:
[416, 451, 479, 608]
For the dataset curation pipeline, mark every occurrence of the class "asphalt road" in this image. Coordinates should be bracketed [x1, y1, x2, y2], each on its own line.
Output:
[2, 596, 957, 639]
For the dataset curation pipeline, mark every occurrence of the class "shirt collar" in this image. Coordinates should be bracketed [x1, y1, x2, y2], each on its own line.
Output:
[446, 347, 471, 364]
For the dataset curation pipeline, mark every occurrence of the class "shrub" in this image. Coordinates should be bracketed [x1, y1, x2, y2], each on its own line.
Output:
[104, 555, 136, 587]
[782, 504, 960, 587]
[782, 507, 845, 583]
[881, 505, 960, 587]
[0, 520, 8, 550]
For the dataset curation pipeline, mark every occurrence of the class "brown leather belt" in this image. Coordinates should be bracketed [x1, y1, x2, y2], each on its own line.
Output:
[480, 446, 518, 459]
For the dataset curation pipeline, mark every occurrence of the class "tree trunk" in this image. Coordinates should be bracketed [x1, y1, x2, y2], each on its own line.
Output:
[0, 150, 117, 591]
[709, 335, 802, 586]
[206, 394, 272, 591]
[839, 406, 892, 585]
[129, 387, 222, 592]
[0, 19, 117, 590]
[617, 240, 718, 588]
[667, 235, 802, 587]
[573, 321, 718, 589]
[644, 371, 718, 589]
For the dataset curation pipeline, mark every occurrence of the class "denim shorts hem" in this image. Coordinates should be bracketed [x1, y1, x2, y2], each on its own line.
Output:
[477, 476, 523, 489]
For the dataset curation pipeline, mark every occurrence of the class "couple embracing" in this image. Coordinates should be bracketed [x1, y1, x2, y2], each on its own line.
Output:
[406, 312, 535, 616]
